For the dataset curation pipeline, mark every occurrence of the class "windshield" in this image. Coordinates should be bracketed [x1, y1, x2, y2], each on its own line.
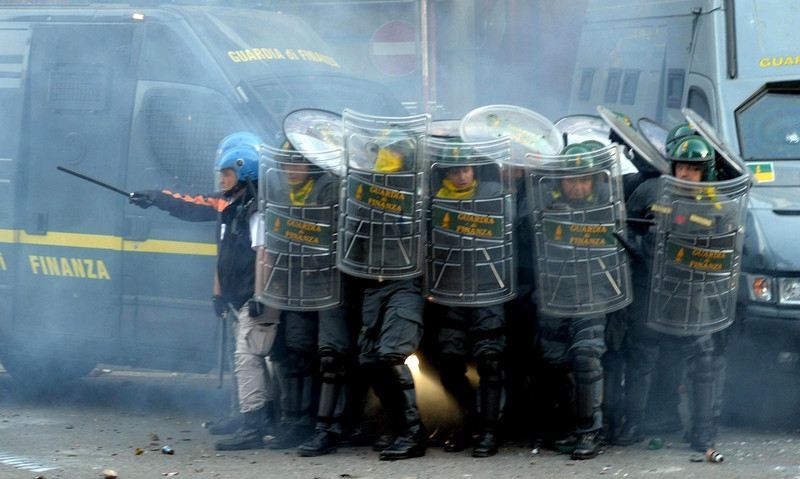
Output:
[736, 90, 800, 161]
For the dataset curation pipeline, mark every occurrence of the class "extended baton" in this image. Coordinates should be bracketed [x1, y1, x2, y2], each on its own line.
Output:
[217, 311, 228, 389]
[56, 166, 133, 198]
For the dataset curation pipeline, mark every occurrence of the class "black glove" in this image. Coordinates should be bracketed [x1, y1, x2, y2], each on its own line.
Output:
[212, 295, 227, 317]
[247, 298, 264, 317]
[129, 190, 159, 209]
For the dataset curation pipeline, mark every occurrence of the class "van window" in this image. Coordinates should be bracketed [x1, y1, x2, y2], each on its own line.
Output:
[139, 23, 213, 87]
[620, 70, 640, 105]
[604, 69, 622, 103]
[687, 87, 712, 123]
[579, 69, 595, 102]
[666, 69, 685, 109]
[138, 86, 244, 192]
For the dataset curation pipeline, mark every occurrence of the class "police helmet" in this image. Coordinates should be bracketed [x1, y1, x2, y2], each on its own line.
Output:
[216, 131, 263, 158]
[561, 142, 601, 168]
[215, 145, 260, 183]
[668, 135, 716, 181]
[665, 123, 695, 153]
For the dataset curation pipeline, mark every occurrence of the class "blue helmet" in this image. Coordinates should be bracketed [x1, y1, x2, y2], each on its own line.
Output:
[216, 131, 263, 158]
[215, 146, 259, 182]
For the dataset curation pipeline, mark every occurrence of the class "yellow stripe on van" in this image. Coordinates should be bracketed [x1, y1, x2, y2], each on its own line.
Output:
[0, 228, 216, 256]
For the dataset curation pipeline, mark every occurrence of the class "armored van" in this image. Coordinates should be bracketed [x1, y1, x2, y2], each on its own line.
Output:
[570, 0, 800, 392]
[0, 3, 401, 382]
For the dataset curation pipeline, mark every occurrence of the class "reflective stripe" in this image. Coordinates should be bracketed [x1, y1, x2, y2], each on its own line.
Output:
[0, 229, 216, 256]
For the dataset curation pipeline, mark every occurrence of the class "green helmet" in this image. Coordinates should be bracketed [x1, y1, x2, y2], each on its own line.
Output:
[665, 122, 695, 153]
[668, 135, 716, 181]
[580, 140, 606, 151]
[561, 142, 596, 168]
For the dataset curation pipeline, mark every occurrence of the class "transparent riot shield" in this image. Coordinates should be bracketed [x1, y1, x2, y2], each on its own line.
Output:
[555, 115, 611, 146]
[338, 110, 430, 280]
[528, 144, 633, 317]
[637, 117, 670, 156]
[460, 104, 564, 163]
[257, 145, 341, 310]
[646, 173, 750, 335]
[683, 108, 750, 180]
[598, 106, 671, 175]
[424, 137, 516, 306]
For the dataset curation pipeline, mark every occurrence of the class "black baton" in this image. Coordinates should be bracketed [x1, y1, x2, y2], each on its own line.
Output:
[57, 166, 133, 198]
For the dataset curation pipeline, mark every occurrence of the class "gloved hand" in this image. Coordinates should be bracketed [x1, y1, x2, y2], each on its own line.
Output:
[212, 295, 227, 317]
[247, 298, 264, 317]
[129, 190, 159, 209]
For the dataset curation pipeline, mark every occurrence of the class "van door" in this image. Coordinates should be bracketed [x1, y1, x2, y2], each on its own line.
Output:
[0, 26, 30, 343]
[121, 80, 246, 372]
[13, 23, 138, 367]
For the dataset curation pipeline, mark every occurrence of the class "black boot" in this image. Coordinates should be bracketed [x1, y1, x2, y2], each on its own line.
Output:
[689, 355, 716, 453]
[271, 358, 315, 449]
[472, 356, 502, 458]
[214, 407, 267, 450]
[572, 431, 601, 460]
[298, 355, 345, 457]
[571, 354, 603, 460]
[615, 348, 653, 447]
[376, 364, 426, 461]
[439, 355, 476, 453]
[207, 413, 243, 436]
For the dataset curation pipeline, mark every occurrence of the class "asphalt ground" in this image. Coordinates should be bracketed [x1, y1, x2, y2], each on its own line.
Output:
[0, 367, 799, 479]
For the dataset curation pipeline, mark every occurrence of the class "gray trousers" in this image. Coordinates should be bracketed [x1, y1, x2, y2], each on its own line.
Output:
[234, 306, 280, 414]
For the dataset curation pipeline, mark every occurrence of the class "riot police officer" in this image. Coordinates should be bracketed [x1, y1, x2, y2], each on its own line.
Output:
[616, 135, 738, 452]
[208, 145, 281, 451]
[337, 111, 429, 460]
[425, 138, 513, 458]
[129, 132, 270, 437]
[533, 142, 618, 460]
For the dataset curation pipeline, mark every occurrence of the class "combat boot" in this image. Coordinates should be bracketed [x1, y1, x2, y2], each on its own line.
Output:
[298, 362, 344, 457]
[214, 407, 267, 450]
[378, 365, 427, 461]
[614, 419, 644, 446]
[472, 356, 503, 458]
[270, 369, 315, 449]
[207, 413, 242, 436]
[298, 429, 339, 457]
[572, 431, 601, 460]
[689, 360, 716, 453]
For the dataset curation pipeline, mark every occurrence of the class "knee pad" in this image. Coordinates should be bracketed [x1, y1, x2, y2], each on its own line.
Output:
[688, 354, 714, 383]
[476, 354, 502, 384]
[573, 351, 602, 384]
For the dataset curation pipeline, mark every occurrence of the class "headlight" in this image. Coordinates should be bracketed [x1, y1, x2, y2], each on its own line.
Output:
[748, 274, 773, 302]
[779, 278, 800, 304]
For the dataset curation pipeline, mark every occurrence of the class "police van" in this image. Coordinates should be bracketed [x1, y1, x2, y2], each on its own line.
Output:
[0, 2, 402, 383]
[570, 1, 800, 385]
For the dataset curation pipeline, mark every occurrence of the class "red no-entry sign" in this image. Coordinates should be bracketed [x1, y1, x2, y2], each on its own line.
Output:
[370, 20, 418, 76]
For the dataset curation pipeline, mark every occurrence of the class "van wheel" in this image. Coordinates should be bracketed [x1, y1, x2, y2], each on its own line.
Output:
[1, 353, 96, 388]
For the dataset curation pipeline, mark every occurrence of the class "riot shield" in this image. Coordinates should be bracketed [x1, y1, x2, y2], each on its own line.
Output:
[257, 144, 341, 310]
[682, 108, 750, 180]
[528, 143, 632, 317]
[555, 115, 611, 146]
[338, 110, 430, 280]
[424, 136, 516, 306]
[283, 108, 344, 175]
[429, 119, 461, 139]
[460, 104, 563, 165]
[646, 172, 750, 335]
[637, 117, 669, 156]
[598, 106, 671, 175]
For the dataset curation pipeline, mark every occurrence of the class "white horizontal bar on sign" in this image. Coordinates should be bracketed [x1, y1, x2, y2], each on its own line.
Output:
[371, 41, 416, 56]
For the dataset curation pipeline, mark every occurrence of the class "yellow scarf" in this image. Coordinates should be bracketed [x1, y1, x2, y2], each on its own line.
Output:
[375, 148, 404, 173]
[436, 178, 477, 199]
[289, 178, 315, 206]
